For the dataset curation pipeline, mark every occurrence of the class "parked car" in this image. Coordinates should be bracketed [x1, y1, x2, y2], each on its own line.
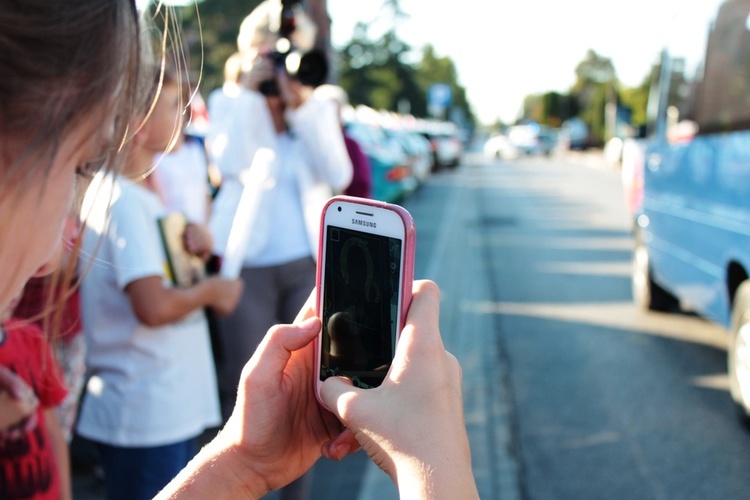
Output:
[619, 137, 647, 219]
[384, 128, 432, 184]
[559, 117, 589, 150]
[504, 122, 557, 156]
[631, 0, 750, 420]
[483, 133, 519, 159]
[419, 122, 463, 170]
[345, 121, 415, 203]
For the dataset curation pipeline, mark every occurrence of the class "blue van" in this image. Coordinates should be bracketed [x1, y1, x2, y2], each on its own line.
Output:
[633, 0, 750, 417]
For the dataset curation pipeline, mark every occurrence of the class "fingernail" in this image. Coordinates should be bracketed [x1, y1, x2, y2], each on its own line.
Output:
[334, 443, 350, 460]
[297, 316, 318, 329]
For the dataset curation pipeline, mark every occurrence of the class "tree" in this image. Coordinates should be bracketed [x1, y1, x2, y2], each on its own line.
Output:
[338, 26, 423, 112]
[178, 0, 263, 94]
[338, 28, 474, 124]
[414, 45, 475, 124]
[619, 67, 654, 131]
[569, 50, 618, 144]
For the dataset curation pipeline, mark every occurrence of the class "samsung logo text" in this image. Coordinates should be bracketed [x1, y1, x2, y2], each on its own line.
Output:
[352, 218, 376, 228]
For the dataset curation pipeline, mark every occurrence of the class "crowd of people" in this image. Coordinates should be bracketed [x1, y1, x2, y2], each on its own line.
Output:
[0, 1, 479, 499]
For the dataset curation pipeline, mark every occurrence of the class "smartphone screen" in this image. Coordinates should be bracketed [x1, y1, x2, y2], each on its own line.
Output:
[319, 225, 403, 389]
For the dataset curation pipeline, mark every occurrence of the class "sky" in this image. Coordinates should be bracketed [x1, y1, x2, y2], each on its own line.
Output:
[327, 0, 688, 125]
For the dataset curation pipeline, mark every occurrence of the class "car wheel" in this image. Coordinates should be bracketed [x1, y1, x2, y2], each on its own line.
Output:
[730, 281, 750, 423]
[631, 232, 678, 312]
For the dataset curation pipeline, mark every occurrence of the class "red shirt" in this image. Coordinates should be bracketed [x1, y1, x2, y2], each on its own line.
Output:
[0, 319, 67, 499]
[343, 133, 373, 199]
[14, 277, 82, 343]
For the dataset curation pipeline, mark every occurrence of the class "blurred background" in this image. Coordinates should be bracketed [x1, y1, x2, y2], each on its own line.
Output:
[167, 0, 679, 149]
[74, 1, 750, 499]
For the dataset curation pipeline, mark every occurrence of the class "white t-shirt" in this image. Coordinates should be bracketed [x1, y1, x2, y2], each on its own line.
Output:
[208, 89, 353, 264]
[77, 174, 221, 447]
[153, 136, 210, 224]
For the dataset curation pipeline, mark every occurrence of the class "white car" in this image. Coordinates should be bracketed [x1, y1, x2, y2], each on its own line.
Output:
[483, 133, 518, 159]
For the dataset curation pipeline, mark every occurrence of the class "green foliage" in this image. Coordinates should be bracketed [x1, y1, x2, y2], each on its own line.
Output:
[569, 50, 617, 144]
[529, 91, 579, 127]
[338, 28, 475, 125]
[619, 70, 653, 128]
[519, 48, 655, 143]
[179, 0, 263, 94]
[339, 28, 419, 111]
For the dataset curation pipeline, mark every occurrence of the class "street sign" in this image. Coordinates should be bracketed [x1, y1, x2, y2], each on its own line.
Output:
[428, 83, 452, 109]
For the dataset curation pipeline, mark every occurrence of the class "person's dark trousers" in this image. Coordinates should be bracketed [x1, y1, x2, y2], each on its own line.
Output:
[96, 438, 196, 500]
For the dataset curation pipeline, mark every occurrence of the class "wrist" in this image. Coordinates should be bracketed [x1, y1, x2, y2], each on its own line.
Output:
[392, 440, 478, 500]
[210, 432, 271, 499]
[156, 428, 269, 500]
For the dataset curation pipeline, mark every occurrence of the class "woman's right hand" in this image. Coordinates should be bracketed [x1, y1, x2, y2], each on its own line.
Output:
[319, 280, 479, 499]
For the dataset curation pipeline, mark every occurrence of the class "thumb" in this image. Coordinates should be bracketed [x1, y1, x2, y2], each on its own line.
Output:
[246, 316, 320, 378]
[319, 376, 361, 420]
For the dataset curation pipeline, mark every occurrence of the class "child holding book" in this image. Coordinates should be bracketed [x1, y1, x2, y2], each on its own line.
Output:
[76, 64, 243, 500]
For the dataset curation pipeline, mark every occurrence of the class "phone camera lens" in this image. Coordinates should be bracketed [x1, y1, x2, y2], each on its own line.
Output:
[337, 206, 342, 212]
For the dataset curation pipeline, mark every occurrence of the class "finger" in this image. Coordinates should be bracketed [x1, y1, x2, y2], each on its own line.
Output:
[319, 376, 362, 421]
[293, 288, 317, 324]
[321, 428, 361, 461]
[395, 280, 443, 354]
[248, 317, 321, 378]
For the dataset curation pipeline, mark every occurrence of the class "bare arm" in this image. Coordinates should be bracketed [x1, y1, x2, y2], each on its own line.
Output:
[125, 275, 242, 327]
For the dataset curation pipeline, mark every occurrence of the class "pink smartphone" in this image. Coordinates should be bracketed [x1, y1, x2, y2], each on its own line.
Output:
[314, 195, 416, 407]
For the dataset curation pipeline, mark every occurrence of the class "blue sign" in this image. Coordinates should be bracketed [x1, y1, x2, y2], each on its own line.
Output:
[428, 83, 452, 108]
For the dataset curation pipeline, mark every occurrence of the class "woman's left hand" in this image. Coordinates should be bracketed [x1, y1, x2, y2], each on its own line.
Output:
[156, 292, 359, 500]
[218, 292, 359, 494]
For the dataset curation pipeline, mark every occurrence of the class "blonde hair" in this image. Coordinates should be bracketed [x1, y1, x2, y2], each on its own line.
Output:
[224, 52, 244, 83]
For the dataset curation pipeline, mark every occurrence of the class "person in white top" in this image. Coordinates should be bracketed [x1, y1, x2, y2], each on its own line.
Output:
[77, 65, 243, 500]
[208, 5, 350, 409]
[153, 133, 212, 225]
[207, 4, 352, 498]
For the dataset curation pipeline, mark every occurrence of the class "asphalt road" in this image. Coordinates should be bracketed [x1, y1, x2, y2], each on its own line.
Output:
[75, 150, 750, 499]
[403, 150, 750, 500]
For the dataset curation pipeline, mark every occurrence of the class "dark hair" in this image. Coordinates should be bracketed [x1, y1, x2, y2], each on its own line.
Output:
[0, 0, 142, 188]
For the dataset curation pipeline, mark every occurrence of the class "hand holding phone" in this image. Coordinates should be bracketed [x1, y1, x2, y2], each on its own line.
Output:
[318, 280, 479, 499]
[314, 196, 415, 405]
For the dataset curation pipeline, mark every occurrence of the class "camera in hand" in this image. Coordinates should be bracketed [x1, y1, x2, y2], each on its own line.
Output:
[258, 77, 281, 97]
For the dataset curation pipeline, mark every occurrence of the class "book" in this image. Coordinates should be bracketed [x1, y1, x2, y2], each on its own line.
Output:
[158, 213, 206, 288]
